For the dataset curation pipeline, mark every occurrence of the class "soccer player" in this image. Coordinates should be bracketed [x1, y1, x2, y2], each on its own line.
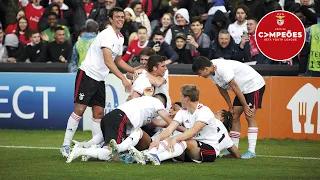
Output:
[66, 93, 178, 163]
[131, 84, 221, 165]
[60, 7, 137, 157]
[192, 56, 265, 159]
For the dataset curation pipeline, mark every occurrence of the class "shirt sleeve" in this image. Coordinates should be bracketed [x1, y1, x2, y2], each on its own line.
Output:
[100, 31, 113, 49]
[196, 107, 215, 125]
[173, 110, 184, 125]
[153, 98, 165, 111]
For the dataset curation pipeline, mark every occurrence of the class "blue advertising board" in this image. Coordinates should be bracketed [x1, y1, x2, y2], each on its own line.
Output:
[0, 73, 80, 130]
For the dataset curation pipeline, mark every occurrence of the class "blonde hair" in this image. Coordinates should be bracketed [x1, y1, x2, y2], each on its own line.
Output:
[180, 84, 199, 102]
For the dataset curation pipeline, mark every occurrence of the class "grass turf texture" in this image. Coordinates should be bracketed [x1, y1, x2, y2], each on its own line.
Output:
[0, 129, 319, 180]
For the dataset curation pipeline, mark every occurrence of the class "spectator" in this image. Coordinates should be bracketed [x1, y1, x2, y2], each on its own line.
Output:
[50, 0, 73, 29]
[130, 1, 152, 38]
[207, 29, 244, 61]
[40, 26, 72, 63]
[21, 0, 45, 31]
[148, 0, 161, 31]
[88, 0, 116, 31]
[122, 26, 149, 63]
[290, 2, 317, 28]
[41, 13, 71, 43]
[151, 13, 173, 40]
[186, 16, 211, 57]
[181, 0, 210, 19]
[69, 20, 99, 72]
[69, 0, 94, 38]
[122, 7, 140, 46]
[0, 27, 7, 61]
[20, 31, 45, 62]
[302, 1, 320, 77]
[174, 33, 193, 64]
[126, 0, 153, 16]
[205, 10, 230, 41]
[255, 0, 282, 21]
[2, 34, 26, 63]
[148, 30, 178, 64]
[38, 3, 69, 32]
[164, 8, 191, 48]
[228, 5, 249, 45]
[159, 0, 180, 17]
[242, 17, 272, 64]
[15, 17, 32, 45]
[238, 0, 261, 20]
[5, 10, 25, 34]
[126, 47, 156, 78]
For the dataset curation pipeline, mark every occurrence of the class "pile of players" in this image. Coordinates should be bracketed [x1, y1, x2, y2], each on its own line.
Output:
[60, 7, 265, 165]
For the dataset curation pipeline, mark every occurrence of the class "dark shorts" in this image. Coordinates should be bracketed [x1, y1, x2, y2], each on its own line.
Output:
[233, 85, 265, 109]
[183, 141, 217, 163]
[74, 69, 105, 108]
[100, 109, 127, 144]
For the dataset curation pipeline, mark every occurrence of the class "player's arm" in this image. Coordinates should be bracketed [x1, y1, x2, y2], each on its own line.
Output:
[172, 121, 206, 142]
[216, 84, 233, 110]
[154, 120, 180, 142]
[158, 110, 186, 132]
[102, 49, 127, 81]
[146, 73, 166, 87]
[131, 91, 142, 98]
[114, 56, 135, 73]
[227, 145, 241, 158]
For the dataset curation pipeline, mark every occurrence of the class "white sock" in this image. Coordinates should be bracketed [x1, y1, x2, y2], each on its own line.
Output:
[83, 132, 104, 148]
[148, 140, 169, 154]
[117, 128, 142, 153]
[91, 118, 101, 137]
[156, 141, 187, 162]
[248, 127, 258, 153]
[63, 112, 81, 146]
[82, 148, 111, 161]
[229, 131, 241, 148]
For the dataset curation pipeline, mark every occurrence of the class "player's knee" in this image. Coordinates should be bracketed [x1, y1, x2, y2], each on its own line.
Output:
[93, 109, 104, 119]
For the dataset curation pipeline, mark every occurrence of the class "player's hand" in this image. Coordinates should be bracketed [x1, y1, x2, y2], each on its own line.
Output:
[229, 106, 234, 114]
[122, 79, 132, 93]
[166, 138, 177, 152]
[244, 105, 254, 117]
[149, 139, 160, 150]
[133, 69, 143, 81]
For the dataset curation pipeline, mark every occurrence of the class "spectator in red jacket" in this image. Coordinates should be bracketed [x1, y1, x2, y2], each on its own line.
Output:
[15, 16, 32, 45]
[21, 0, 45, 31]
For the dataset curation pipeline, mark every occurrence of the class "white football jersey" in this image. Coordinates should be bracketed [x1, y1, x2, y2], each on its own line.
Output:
[80, 26, 124, 81]
[154, 69, 171, 110]
[132, 70, 152, 96]
[215, 120, 234, 151]
[174, 103, 220, 156]
[209, 59, 265, 94]
[117, 96, 165, 129]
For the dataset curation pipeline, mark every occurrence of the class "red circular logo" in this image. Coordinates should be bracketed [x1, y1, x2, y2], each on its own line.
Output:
[255, 10, 306, 61]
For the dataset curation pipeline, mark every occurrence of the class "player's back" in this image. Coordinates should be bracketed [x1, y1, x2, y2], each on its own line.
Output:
[154, 69, 171, 110]
[117, 96, 165, 128]
[210, 59, 265, 93]
[132, 70, 153, 96]
[215, 120, 234, 151]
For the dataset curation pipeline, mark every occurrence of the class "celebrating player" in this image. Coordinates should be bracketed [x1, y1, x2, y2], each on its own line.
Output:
[60, 7, 138, 158]
[192, 57, 265, 159]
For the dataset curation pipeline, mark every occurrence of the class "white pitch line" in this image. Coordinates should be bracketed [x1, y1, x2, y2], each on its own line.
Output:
[1, 145, 320, 160]
[0, 145, 60, 150]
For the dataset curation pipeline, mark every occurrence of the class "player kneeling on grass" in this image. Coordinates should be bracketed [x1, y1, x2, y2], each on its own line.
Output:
[66, 93, 183, 163]
[130, 84, 232, 165]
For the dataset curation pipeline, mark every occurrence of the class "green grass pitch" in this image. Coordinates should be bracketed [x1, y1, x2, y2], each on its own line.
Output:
[0, 129, 319, 180]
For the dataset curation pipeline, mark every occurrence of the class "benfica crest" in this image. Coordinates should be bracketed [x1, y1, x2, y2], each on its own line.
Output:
[276, 15, 285, 26]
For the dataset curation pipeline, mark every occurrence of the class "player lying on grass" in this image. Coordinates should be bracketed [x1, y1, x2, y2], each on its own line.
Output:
[128, 84, 241, 165]
[66, 93, 185, 163]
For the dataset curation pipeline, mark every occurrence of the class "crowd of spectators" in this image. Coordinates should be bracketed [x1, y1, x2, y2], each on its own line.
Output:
[0, 0, 319, 76]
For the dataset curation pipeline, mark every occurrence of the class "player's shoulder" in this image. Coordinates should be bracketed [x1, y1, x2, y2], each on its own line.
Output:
[197, 104, 214, 115]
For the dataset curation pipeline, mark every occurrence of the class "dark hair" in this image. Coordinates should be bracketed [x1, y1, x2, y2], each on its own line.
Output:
[16, 16, 31, 41]
[154, 30, 164, 37]
[109, 7, 124, 19]
[190, 16, 203, 24]
[138, 26, 147, 32]
[235, 4, 249, 17]
[147, 54, 166, 72]
[55, 26, 64, 32]
[31, 30, 40, 35]
[221, 110, 233, 132]
[48, 12, 58, 19]
[86, 20, 99, 33]
[154, 93, 167, 108]
[173, 102, 182, 107]
[130, 0, 142, 10]
[247, 16, 259, 24]
[192, 56, 212, 72]
[139, 47, 155, 56]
